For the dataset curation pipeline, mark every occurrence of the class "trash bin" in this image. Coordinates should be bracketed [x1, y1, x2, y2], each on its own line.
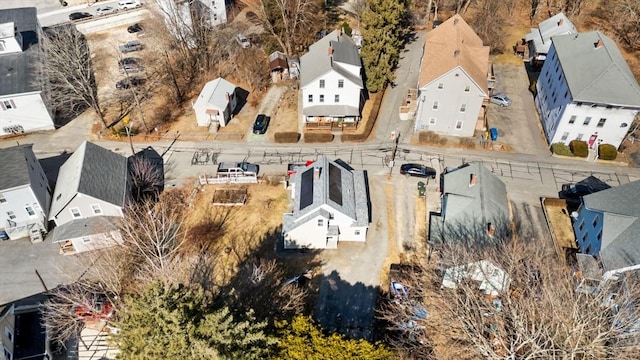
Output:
[489, 128, 498, 141]
[417, 181, 426, 197]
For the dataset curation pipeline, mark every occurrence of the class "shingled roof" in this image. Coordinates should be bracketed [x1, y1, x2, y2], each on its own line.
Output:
[0, 7, 41, 96]
[300, 29, 362, 88]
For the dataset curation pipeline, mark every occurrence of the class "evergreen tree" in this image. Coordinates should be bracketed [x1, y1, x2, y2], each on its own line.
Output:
[277, 316, 393, 359]
[113, 282, 276, 360]
[360, 0, 409, 93]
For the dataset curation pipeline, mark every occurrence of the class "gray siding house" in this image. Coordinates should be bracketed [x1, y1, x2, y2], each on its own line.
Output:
[525, 12, 576, 68]
[282, 157, 369, 249]
[430, 163, 509, 245]
[0, 145, 51, 241]
[49, 141, 130, 254]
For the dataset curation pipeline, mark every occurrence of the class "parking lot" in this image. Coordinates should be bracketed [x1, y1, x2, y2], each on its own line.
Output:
[487, 63, 549, 155]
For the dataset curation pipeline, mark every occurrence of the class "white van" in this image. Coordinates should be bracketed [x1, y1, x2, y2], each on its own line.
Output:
[118, 0, 142, 10]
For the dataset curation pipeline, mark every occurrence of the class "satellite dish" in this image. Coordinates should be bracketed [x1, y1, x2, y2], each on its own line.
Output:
[570, 211, 579, 219]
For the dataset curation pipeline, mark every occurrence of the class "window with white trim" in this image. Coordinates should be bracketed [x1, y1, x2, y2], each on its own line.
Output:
[1, 100, 16, 110]
[568, 115, 576, 124]
[437, 83, 443, 89]
[460, 104, 466, 112]
[338, 79, 344, 88]
[455, 120, 463, 130]
[70, 208, 81, 218]
[583, 117, 591, 126]
[25, 206, 36, 216]
[597, 118, 606, 128]
[577, 133, 584, 140]
[354, 230, 361, 236]
[317, 219, 323, 227]
[91, 204, 103, 215]
[4, 326, 12, 343]
[429, 117, 436, 125]
[0, 193, 5, 203]
[432, 101, 438, 110]
[319, 79, 325, 88]
[561, 132, 569, 141]
[7, 211, 16, 220]
[308, 94, 313, 103]
[464, 85, 470, 92]
[82, 237, 91, 243]
[4, 347, 12, 360]
[319, 94, 324, 103]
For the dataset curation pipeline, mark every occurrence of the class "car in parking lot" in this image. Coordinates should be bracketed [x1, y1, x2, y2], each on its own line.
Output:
[119, 40, 143, 53]
[118, 0, 143, 10]
[116, 76, 145, 89]
[127, 23, 143, 33]
[252, 114, 270, 134]
[490, 93, 512, 107]
[400, 163, 436, 179]
[118, 57, 143, 73]
[96, 6, 118, 16]
[69, 12, 92, 21]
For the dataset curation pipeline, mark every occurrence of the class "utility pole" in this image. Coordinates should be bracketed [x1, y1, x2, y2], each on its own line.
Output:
[389, 130, 400, 176]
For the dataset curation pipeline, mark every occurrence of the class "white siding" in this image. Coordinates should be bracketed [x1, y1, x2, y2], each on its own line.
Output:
[536, 45, 640, 148]
[69, 230, 123, 254]
[285, 214, 329, 249]
[0, 186, 45, 240]
[0, 31, 22, 54]
[415, 68, 486, 136]
[0, 93, 54, 135]
[52, 195, 123, 226]
[301, 70, 361, 119]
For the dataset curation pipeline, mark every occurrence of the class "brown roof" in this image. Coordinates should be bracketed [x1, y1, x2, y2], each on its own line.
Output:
[418, 14, 490, 94]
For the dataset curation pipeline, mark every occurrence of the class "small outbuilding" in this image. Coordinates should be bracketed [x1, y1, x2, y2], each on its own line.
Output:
[193, 77, 242, 130]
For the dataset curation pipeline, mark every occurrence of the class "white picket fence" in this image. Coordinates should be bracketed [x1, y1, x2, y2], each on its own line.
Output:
[199, 174, 258, 185]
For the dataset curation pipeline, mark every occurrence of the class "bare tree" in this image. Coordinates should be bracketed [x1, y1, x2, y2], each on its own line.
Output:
[468, 0, 507, 54]
[129, 156, 164, 202]
[600, 0, 640, 51]
[39, 25, 105, 127]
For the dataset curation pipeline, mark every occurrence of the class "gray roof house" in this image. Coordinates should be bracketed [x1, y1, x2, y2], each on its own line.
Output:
[525, 12, 576, 66]
[299, 29, 364, 125]
[48, 141, 130, 254]
[0, 7, 55, 136]
[430, 163, 510, 246]
[0, 144, 51, 241]
[282, 157, 369, 249]
[192, 77, 242, 129]
[573, 180, 640, 278]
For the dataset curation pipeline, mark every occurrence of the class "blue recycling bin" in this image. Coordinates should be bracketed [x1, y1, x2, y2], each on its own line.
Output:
[489, 128, 498, 141]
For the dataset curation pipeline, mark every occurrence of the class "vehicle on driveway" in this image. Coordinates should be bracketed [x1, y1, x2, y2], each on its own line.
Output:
[400, 163, 436, 179]
[127, 23, 143, 33]
[116, 76, 145, 89]
[252, 114, 270, 134]
[217, 162, 259, 177]
[119, 40, 143, 53]
[561, 184, 595, 199]
[490, 93, 512, 107]
[69, 12, 92, 21]
[96, 6, 118, 16]
[118, 57, 143, 73]
[118, 0, 143, 10]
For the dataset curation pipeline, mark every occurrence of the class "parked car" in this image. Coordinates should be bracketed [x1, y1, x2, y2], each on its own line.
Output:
[432, 20, 443, 29]
[118, 58, 143, 73]
[119, 40, 143, 53]
[400, 164, 437, 179]
[69, 12, 92, 21]
[217, 162, 259, 177]
[252, 114, 270, 134]
[561, 184, 595, 199]
[118, 0, 143, 10]
[96, 6, 118, 16]
[115, 76, 145, 89]
[127, 23, 143, 33]
[236, 33, 250, 48]
[490, 93, 512, 107]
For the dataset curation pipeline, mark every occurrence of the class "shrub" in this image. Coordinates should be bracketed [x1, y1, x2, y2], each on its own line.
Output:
[341, 91, 384, 142]
[418, 131, 445, 145]
[274, 132, 300, 143]
[303, 132, 334, 143]
[551, 142, 573, 156]
[529, 80, 537, 96]
[341, 22, 352, 36]
[569, 140, 589, 158]
[459, 137, 476, 149]
[598, 144, 618, 160]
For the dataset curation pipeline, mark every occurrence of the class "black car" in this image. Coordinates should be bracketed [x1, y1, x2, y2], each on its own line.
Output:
[116, 76, 145, 89]
[127, 23, 143, 33]
[253, 114, 270, 134]
[432, 20, 443, 29]
[69, 12, 92, 21]
[400, 163, 436, 178]
[561, 184, 594, 199]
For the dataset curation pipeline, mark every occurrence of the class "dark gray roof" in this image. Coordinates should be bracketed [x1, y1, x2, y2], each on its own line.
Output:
[0, 144, 34, 190]
[283, 156, 368, 233]
[0, 7, 41, 96]
[300, 29, 362, 87]
[552, 31, 640, 107]
[50, 141, 129, 218]
[582, 180, 640, 271]
[303, 104, 360, 116]
[51, 216, 120, 243]
[14, 308, 47, 359]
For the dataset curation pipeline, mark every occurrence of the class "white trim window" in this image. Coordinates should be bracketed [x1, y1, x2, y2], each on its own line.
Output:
[70, 208, 82, 218]
[0, 193, 6, 203]
[460, 104, 466, 113]
[308, 94, 313, 103]
[1, 99, 16, 110]
[91, 204, 103, 215]
[7, 211, 16, 220]
[429, 117, 437, 125]
[455, 120, 463, 130]
[25, 206, 36, 216]
[4, 326, 12, 343]
[432, 101, 439, 110]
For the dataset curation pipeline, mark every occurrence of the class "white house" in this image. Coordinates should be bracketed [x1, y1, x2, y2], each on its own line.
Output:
[442, 260, 510, 296]
[282, 157, 369, 249]
[0, 145, 51, 242]
[414, 15, 493, 137]
[155, 0, 228, 47]
[0, 7, 55, 136]
[524, 12, 576, 68]
[535, 31, 640, 149]
[49, 141, 130, 254]
[299, 29, 364, 129]
[192, 77, 240, 129]
[573, 180, 640, 279]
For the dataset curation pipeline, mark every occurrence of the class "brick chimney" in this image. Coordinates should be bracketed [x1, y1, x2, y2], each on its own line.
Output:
[454, 16, 459, 26]
[469, 173, 477, 187]
[454, 49, 460, 58]
[557, 18, 564, 27]
[328, 44, 334, 56]
[314, 166, 321, 180]
[594, 39, 604, 49]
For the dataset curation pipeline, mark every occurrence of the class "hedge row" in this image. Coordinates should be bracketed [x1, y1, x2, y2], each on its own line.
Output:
[598, 144, 618, 160]
[274, 132, 300, 143]
[551, 143, 573, 156]
[341, 91, 384, 142]
[303, 132, 334, 143]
